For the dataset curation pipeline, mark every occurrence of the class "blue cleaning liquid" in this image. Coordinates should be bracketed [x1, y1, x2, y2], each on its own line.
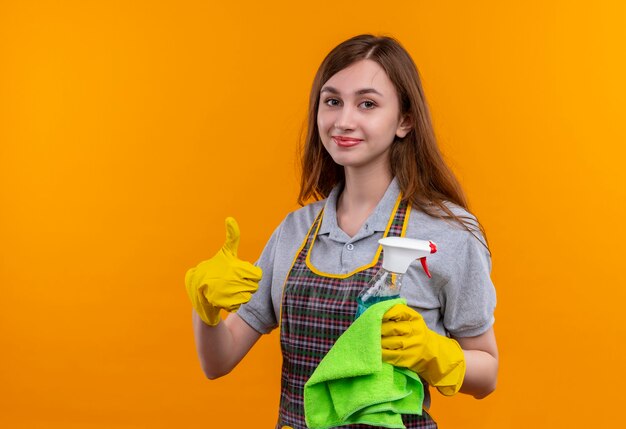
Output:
[355, 295, 399, 318]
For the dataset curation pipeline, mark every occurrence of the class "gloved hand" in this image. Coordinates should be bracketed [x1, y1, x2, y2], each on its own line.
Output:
[185, 217, 262, 326]
[381, 304, 466, 396]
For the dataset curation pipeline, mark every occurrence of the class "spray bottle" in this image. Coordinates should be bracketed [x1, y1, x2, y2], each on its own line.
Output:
[355, 237, 437, 318]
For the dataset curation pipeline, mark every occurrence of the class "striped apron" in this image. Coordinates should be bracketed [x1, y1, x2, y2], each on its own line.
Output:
[277, 197, 437, 429]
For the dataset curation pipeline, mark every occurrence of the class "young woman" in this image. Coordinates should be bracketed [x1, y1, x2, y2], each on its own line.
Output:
[185, 34, 498, 428]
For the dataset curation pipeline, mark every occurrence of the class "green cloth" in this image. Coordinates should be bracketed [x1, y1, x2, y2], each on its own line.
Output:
[304, 298, 424, 429]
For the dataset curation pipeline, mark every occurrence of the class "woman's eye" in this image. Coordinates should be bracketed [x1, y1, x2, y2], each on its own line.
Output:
[324, 98, 340, 106]
[360, 100, 376, 109]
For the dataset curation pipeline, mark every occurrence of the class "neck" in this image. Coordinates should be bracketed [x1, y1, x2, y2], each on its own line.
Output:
[339, 163, 393, 214]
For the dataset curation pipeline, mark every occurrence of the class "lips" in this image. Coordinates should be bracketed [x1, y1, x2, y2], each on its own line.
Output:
[332, 136, 363, 147]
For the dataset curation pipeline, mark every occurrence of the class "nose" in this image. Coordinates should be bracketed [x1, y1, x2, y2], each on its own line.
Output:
[334, 105, 357, 131]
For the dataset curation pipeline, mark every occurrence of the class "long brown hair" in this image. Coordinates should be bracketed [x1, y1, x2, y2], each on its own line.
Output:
[297, 34, 489, 250]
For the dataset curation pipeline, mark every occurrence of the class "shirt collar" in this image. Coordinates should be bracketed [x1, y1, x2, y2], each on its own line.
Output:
[318, 177, 401, 238]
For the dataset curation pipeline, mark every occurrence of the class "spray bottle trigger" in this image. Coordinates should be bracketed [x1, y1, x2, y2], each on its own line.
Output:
[420, 257, 432, 278]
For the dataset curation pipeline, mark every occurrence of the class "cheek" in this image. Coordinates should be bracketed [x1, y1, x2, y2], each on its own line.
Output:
[317, 111, 330, 132]
[316, 113, 331, 149]
[367, 115, 398, 138]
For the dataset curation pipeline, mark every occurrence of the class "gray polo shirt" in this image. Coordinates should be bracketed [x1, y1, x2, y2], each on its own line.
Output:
[237, 177, 496, 338]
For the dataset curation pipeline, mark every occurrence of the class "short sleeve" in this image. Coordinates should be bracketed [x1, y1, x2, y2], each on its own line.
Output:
[236, 223, 282, 334]
[440, 232, 496, 338]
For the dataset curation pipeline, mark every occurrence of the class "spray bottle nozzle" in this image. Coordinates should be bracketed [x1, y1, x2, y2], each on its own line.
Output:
[379, 237, 437, 277]
[419, 241, 438, 278]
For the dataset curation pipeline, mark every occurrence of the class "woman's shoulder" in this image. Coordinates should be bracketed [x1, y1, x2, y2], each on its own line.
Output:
[405, 200, 487, 250]
[286, 199, 326, 224]
[405, 201, 492, 281]
[257, 199, 326, 266]
[270, 199, 326, 242]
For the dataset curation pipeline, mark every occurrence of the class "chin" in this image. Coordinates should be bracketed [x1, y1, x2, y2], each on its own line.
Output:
[328, 156, 358, 167]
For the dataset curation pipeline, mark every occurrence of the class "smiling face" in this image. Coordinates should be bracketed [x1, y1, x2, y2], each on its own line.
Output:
[317, 59, 411, 173]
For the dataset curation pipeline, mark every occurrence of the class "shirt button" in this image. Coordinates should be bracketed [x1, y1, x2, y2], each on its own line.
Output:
[346, 243, 354, 251]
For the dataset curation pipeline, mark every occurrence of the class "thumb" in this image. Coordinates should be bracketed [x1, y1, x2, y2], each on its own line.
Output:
[221, 216, 240, 257]
[382, 304, 421, 323]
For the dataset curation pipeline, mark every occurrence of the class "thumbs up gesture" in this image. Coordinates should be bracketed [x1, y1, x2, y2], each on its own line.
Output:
[185, 217, 263, 326]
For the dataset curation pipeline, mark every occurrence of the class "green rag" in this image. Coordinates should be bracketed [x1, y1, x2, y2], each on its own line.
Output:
[304, 298, 424, 429]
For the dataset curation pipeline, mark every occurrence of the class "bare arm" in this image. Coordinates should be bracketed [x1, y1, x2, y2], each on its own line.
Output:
[192, 311, 262, 379]
[454, 327, 499, 399]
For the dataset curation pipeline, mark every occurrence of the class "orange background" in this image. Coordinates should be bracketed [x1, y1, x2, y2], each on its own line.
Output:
[1, 1, 625, 428]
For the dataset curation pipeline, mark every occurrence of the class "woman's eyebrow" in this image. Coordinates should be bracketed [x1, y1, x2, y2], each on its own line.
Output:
[320, 86, 383, 96]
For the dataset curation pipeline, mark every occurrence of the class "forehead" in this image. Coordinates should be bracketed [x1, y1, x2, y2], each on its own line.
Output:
[323, 59, 395, 95]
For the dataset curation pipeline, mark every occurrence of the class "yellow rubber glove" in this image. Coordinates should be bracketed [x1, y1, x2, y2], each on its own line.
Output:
[381, 304, 466, 396]
[185, 217, 262, 326]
